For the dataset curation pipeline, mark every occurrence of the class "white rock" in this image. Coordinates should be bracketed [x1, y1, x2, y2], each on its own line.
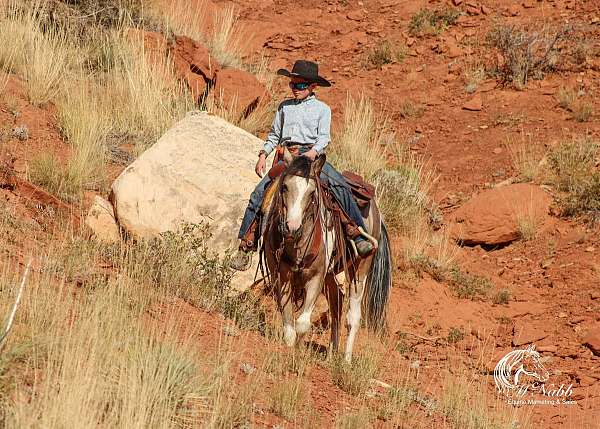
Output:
[85, 196, 120, 243]
[111, 111, 270, 291]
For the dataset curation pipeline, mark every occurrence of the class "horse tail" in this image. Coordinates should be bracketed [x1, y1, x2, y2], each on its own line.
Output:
[365, 220, 392, 333]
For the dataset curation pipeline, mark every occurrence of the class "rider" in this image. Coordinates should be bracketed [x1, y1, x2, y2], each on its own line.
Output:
[230, 60, 375, 271]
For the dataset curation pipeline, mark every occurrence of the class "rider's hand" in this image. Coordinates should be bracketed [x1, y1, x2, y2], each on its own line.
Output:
[255, 155, 267, 177]
[303, 148, 319, 161]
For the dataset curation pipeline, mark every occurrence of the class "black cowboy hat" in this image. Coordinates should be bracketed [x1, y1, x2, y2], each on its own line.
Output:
[277, 60, 331, 87]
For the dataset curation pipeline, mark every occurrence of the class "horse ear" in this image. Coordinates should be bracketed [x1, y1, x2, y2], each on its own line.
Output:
[311, 154, 326, 177]
[283, 146, 294, 164]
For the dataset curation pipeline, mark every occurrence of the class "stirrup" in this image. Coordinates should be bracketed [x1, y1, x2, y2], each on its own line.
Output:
[350, 227, 379, 257]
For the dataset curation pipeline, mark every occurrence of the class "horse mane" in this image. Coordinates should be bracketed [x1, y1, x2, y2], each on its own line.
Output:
[285, 155, 312, 178]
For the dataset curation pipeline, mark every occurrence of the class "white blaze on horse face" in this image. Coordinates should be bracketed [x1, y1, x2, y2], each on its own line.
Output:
[284, 175, 315, 233]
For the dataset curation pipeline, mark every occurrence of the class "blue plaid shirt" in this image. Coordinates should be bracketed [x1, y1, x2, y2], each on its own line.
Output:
[263, 94, 332, 156]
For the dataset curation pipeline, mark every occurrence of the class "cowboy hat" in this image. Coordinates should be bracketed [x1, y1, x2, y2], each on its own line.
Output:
[277, 60, 331, 87]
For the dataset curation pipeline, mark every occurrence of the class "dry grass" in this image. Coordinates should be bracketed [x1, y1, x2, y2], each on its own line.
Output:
[487, 24, 573, 89]
[366, 40, 406, 68]
[441, 378, 527, 429]
[209, 4, 247, 68]
[269, 377, 307, 421]
[506, 135, 546, 183]
[335, 407, 373, 429]
[409, 8, 461, 37]
[329, 94, 437, 233]
[330, 348, 380, 397]
[0, 3, 74, 106]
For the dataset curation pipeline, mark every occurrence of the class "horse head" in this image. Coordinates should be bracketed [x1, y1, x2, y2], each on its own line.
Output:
[279, 147, 325, 239]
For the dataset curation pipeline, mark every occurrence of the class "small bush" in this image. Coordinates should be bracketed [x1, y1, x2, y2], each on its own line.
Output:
[571, 101, 593, 123]
[366, 40, 406, 68]
[548, 137, 598, 192]
[487, 24, 572, 88]
[399, 100, 425, 119]
[446, 327, 465, 344]
[493, 289, 511, 305]
[557, 86, 577, 110]
[448, 268, 493, 300]
[28, 152, 80, 201]
[409, 8, 460, 37]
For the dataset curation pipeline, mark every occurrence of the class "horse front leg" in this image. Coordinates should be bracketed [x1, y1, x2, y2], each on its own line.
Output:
[325, 273, 341, 357]
[276, 277, 297, 347]
[294, 274, 323, 345]
[345, 276, 366, 363]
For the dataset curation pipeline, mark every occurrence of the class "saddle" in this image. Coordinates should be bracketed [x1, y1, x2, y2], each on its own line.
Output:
[341, 170, 376, 217]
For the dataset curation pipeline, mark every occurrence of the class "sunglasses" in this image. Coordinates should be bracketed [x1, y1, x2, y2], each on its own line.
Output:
[289, 81, 311, 90]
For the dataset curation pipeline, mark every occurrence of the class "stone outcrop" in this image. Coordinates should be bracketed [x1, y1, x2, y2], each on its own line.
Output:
[213, 67, 269, 116]
[451, 183, 552, 246]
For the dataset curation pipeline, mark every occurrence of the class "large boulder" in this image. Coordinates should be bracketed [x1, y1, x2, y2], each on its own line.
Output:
[111, 111, 268, 290]
[582, 327, 600, 356]
[451, 183, 552, 246]
[213, 68, 269, 116]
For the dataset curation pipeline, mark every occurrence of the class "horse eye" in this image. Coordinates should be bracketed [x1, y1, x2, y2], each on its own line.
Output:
[282, 184, 288, 192]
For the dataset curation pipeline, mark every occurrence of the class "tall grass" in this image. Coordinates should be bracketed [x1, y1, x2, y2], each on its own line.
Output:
[0, 3, 73, 106]
[209, 4, 246, 68]
[330, 94, 436, 234]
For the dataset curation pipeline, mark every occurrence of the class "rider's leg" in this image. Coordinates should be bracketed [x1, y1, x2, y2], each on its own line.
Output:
[231, 174, 272, 271]
[319, 162, 375, 257]
[237, 173, 272, 241]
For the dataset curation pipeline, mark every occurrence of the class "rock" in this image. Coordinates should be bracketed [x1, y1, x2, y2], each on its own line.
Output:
[582, 327, 600, 356]
[537, 345, 557, 353]
[446, 41, 463, 58]
[591, 291, 600, 300]
[462, 93, 483, 111]
[124, 28, 168, 62]
[451, 183, 552, 246]
[347, 10, 364, 21]
[481, 5, 492, 15]
[111, 111, 268, 292]
[452, 0, 463, 5]
[213, 67, 269, 116]
[512, 324, 548, 346]
[84, 196, 120, 243]
[170, 35, 218, 103]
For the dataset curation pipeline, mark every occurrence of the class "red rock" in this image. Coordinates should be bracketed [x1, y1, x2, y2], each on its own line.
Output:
[481, 5, 492, 14]
[170, 35, 218, 103]
[124, 28, 167, 61]
[466, 5, 481, 15]
[512, 324, 548, 346]
[537, 345, 558, 353]
[582, 327, 600, 356]
[346, 10, 364, 21]
[446, 41, 463, 58]
[171, 35, 218, 81]
[213, 68, 269, 116]
[522, 0, 535, 8]
[451, 183, 552, 246]
[452, 0, 463, 5]
[462, 93, 483, 111]
[507, 5, 520, 16]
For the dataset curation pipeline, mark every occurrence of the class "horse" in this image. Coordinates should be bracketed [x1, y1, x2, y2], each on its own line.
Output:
[494, 345, 550, 395]
[259, 147, 392, 362]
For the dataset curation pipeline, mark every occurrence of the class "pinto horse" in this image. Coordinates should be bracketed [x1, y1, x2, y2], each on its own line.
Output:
[260, 148, 392, 362]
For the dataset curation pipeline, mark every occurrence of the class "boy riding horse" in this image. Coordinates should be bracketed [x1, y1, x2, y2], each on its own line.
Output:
[230, 60, 375, 271]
